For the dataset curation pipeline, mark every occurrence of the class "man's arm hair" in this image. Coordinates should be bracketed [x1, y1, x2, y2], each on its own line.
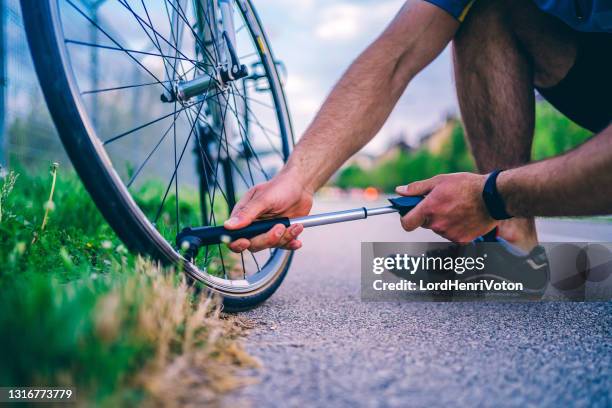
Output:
[498, 124, 612, 216]
[284, 1, 459, 192]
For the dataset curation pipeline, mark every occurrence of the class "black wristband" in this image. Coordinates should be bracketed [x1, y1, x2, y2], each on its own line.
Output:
[482, 170, 513, 220]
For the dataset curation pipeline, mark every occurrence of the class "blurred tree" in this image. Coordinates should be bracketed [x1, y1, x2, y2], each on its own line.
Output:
[334, 102, 592, 192]
[532, 102, 592, 161]
[335, 163, 370, 190]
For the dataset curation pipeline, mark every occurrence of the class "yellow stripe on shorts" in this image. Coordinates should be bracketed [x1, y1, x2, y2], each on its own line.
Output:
[458, 0, 476, 22]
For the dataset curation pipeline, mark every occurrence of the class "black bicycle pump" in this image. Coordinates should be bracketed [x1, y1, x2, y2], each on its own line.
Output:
[176, 196, 424, 257]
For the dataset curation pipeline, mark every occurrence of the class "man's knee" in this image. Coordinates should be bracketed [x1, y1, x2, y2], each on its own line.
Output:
[453, 0, 513, 53]
[453, 0, 576, 88]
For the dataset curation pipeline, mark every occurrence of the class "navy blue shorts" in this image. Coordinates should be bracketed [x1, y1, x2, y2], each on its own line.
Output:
[536, 31, 612, 133]
[425, 0, 612, 133]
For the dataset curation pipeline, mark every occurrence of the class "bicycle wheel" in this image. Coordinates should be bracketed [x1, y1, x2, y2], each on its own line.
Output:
[21, 0, 294, 311]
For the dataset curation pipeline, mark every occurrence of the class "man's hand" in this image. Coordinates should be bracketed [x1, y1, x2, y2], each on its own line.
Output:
[396, 172, 497, 243]
[223, 170, 313, 253]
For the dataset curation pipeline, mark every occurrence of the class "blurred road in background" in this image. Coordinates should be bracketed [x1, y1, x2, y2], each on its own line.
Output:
[227, 197, 612, 408]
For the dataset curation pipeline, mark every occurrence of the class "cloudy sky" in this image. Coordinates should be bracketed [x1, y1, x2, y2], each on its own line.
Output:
[253, 0, 459, 154]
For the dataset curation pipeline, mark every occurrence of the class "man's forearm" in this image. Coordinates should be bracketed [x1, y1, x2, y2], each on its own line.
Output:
[498, 124, 612, 217]
[283, 2, 458, 192]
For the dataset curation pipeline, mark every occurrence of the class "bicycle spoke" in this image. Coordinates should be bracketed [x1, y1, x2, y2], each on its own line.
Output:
[227, 88, 256, 185]
[116, 0, 213, 71]
[66, 0, 172, 94]
[238, 51, 258, 60]
[153, 101, 205, 225]
[241, 252, 246, 279]
[104, 103, 194, 145]
[173, 102, 180, 233]
[205, 96, 232, 225]
[242, 95, 277, 110]
[185, 103, 259, 186]
[201, 97, 268, 185]
[128, 0, 182, 83]
[140, 0, 185, 81]
[157, 78, 228, 228]
[81, 79, 172, 95]
[164, 0, 218, 67]
[218, 242, 228, 279]
[183, 89, 232, 207]
[209, 90, 275, 177]
[160, 0, 188, 77]
[64, 39, 199, 64]
[127, 119, 176, 188]
[197, 103, 231, 220]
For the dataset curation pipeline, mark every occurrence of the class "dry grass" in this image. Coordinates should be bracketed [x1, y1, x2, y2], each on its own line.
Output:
[93, 258, 260, 407]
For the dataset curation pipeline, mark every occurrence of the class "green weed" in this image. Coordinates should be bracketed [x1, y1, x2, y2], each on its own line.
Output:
[0, 165, 256, 406]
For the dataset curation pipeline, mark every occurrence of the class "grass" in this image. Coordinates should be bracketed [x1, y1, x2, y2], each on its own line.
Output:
[0, 163, 258, 406]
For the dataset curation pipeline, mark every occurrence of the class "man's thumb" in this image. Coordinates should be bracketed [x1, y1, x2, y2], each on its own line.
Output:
[224, 200, 266, 229]
[395, 178, 435, 196]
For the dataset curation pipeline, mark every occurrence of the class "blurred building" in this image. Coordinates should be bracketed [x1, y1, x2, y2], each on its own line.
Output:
[418, 115, 459, 154]
[375, 134, 413, 164]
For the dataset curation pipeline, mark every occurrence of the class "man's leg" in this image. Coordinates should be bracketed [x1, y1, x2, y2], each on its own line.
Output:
[452, 0, 578, 251]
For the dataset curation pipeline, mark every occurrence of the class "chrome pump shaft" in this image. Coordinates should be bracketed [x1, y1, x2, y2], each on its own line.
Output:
[290, 205, 399, 228]
[176, 196, 424, 248]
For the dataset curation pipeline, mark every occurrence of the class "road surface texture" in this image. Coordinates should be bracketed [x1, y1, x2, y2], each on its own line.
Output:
[227, 198, 612, 408]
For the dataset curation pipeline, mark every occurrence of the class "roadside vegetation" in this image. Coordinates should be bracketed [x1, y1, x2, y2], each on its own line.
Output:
[335, 102, 592, 192]
[0, 164, 257, 406]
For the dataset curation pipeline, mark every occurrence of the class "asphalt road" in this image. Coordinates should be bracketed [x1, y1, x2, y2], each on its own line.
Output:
[227, 198, 612, 408]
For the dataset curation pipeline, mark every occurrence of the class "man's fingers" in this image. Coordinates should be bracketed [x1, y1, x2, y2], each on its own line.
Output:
[395, 177, 438, 196]
[400, 203, 427, 232]
[224, 190, 267, 230]
[228, 224, 303, 253]
[248, 224, 286, 252]
[228, 238, 250, 253]
[276, 224, 304, 248]
[282, 239, 302, 250]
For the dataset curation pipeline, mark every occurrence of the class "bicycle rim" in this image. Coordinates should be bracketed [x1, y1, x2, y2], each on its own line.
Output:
[22, 0, 294, 306]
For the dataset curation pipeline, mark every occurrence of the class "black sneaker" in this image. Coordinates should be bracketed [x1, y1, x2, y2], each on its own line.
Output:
[464, 238, 550, 298]
[389, 231, 550, 299]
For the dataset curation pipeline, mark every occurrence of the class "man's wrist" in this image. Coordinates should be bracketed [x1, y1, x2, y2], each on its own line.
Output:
[280, 160, 318, 194]
[495, 169, 518, 216]
[482, 170, 513, 220]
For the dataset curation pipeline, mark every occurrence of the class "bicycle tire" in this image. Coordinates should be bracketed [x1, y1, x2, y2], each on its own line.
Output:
[20, 0, 294, 311]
